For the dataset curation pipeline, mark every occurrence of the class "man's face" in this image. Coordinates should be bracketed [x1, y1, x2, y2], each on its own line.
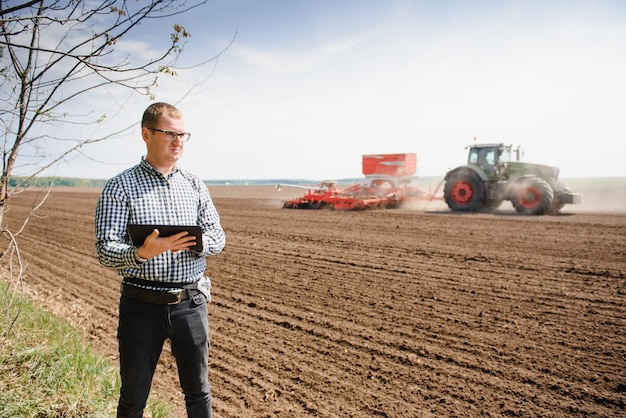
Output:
[142, 114, 186, 167]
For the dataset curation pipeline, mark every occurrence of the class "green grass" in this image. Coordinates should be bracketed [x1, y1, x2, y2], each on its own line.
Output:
[0, 281, 171, 417]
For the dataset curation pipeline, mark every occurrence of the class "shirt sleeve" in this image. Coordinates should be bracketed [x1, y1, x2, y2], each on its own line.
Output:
[94, 177, 139, 269]
[196, 179, 226, 257]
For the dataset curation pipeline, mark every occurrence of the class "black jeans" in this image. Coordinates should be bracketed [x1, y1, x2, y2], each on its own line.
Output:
[116, 293, 211, 418]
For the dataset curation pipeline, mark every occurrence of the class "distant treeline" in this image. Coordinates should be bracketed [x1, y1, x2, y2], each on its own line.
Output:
[8, 177, 109, 187]
[8, 176, 328, 188]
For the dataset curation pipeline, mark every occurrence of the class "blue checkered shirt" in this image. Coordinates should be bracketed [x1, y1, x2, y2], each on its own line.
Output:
[95, 158, 226, 289]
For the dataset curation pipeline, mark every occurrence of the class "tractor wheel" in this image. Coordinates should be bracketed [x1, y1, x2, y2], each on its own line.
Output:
[548, 183, 569, 213]
[549, 199, 566, 214]
[510, 177, 554, 215]
[443, 173, 485, 212]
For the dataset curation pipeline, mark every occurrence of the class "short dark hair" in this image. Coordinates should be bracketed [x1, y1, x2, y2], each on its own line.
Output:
[141, 102, 183, 128]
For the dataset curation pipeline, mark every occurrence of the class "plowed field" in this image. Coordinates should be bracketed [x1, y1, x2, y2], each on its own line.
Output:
[3, 180, 625, 417]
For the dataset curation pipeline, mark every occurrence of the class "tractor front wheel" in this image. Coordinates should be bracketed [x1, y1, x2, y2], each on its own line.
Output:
[510, 177, 554, 215]
[444, 173, 485, 212]
[548, 183, 570, 213]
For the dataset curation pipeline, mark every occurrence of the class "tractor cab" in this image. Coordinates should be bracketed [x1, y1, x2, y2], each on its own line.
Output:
[467, 143, 518, 166]
[466, 143, 522, 179]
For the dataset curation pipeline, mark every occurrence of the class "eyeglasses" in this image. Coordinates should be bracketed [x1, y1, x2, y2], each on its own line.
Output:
[148, 128, 191, 143]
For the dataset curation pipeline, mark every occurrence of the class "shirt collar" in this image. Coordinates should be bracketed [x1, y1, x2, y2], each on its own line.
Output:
[140, 156, 180, 178]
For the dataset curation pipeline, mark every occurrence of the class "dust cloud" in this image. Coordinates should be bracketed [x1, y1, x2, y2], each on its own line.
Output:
[563, 178, 626, 213]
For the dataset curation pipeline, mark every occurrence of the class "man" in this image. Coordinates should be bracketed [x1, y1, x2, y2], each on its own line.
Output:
[95, 102, 226, 418]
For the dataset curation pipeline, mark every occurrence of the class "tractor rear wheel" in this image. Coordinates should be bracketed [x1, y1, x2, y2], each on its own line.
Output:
[444, 173, 485, 212]
[510, 177, 554, 215]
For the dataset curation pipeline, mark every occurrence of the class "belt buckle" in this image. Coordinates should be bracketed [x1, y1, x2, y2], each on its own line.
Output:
[167, 290, 185, 305]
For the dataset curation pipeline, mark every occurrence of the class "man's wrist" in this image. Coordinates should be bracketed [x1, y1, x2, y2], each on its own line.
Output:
[133, 247, 149, 264]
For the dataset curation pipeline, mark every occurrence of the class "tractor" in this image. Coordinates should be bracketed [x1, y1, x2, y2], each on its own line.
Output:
[443, 143, 582, 215]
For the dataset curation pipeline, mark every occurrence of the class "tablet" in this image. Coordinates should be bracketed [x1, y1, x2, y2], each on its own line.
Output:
[127, 224, 203, 252]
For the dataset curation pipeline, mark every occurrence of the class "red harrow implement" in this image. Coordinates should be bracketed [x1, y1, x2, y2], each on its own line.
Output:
[278, 153, 443, 210]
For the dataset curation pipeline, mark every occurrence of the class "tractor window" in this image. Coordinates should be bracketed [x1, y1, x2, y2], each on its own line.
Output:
[468, 148, 498, 165]
[484, 150, 495, 165]
[499, 148, 513, 162]
[468, 149, 479, 164]
[474, 148, 495, 166]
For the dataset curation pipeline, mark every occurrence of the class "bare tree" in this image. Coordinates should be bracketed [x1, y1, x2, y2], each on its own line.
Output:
[0, 0, 231, 327]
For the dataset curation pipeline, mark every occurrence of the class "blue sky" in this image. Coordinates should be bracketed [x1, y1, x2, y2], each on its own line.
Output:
[42, 0, 626, 180]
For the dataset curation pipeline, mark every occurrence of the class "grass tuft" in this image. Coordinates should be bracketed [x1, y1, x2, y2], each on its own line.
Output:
[1, 281, 171, 417]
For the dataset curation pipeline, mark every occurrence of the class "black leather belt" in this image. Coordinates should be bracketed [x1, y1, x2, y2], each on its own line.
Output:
[121, 283, 200, 305]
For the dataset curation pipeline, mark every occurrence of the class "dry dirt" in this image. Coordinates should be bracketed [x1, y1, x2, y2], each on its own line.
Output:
[3, 179, 625, 417]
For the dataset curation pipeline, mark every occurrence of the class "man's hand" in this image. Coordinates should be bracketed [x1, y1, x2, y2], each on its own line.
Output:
[136, 229, 197, 260]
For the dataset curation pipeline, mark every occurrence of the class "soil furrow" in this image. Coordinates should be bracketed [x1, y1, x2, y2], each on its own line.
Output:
[2, 187, 625, 417]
